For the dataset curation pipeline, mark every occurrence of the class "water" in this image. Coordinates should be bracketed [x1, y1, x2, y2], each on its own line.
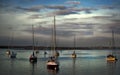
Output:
[0, 49, 120, 75]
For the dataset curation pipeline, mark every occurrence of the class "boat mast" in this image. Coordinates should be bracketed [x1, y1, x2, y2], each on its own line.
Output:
[32, 25, 35, 51]
[112, 30, 115, 53]
[74, 34, 76, 51]
[8, 30, 13, 50]
[53, 16, 56, 55]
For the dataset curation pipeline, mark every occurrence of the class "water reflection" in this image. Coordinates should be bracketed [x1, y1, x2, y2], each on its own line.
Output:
[30, 63, 37, 75]
[0, 50, 120, 75]
[10, 59, 16, 75]
[107, 61, 117, 75]
[47, 69, 59, 75]
[72, 58, 76, 75]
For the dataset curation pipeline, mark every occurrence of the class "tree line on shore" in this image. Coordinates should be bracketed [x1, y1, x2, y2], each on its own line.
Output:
[0, 46, 120, 50]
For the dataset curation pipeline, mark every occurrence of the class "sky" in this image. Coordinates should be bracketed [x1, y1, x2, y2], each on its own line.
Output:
[0, 0, 120, 47]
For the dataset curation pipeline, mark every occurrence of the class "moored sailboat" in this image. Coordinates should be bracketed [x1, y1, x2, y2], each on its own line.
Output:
[46, 16, 59, 71]
[106, 54, 117, 61]
[29, 25, 37, 63]
[7, 30, 17, 58]
[72, 51, 77, 58]
[106, 30, 117, 62]
[10, 51, 17, 58]
[6, 31, 12, 55]
[71, 35, 77, 58]
[29, 52, 37, 63]
[6, 50, 11, 55]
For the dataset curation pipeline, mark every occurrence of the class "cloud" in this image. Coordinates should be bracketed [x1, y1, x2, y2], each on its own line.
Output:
[15, 6, 41, 12]
[27, 14, 43, 19]
[22, 0, 36, 1]
[0, 1, 96, 16]
[0, 3, 10, 8]
[65, 1, 80, 5]
[47, 9, 77, 16]
[0, 0, 120, 47]
[91, 15, 113, 19]
[100, 5, 119, 9]
[112, 19, 120, 23]
[45, 5, 67, 10]
[15, 5, 68, 12]
[0, 3, 17, 13]
[46, 7, 97, 16]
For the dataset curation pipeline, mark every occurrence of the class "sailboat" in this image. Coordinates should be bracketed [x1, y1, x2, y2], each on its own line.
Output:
[46, 16, 59, 71]
[35, 42, 39, 54]
[6, 30, 12, 55]
[71, 35, 77, 58]
[53, 16, 59, 57]
[106, 30, 117, 62]
[35, 46, 39, 54]
[29, 25, 37, 63]
[7, 30, 17, 58]
[44, 45, 48, 55]
[10, 51, 17, 58]
[6, 50, 11, 55]
[29, 52, 37, 63]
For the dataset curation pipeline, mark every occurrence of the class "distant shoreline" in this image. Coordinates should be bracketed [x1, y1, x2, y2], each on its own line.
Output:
[0, 46, 120, 50]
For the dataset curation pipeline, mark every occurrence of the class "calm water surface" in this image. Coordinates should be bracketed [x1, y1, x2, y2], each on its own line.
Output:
[0, 49, 120, 75]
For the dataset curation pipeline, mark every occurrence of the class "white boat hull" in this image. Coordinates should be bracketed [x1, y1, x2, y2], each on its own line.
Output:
[47, 61, 59, 70]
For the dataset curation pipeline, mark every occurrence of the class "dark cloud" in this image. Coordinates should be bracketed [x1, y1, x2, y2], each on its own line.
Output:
[0, 0, 39, 12]
[85, 10, 92, 14]
[66, 7, 97, 14]
[23, 25, 52, 36]
[22, 23, 77, 38]
[15, 6, 40, 12]
[101, 5, 119, 9]
[111, 19, 120, 23]
[77, 7, 97, 13]
[91, 15, 113, 19]
[37, 21, 48, 25]
[13, 5, 67, 13]
[0, 1, 96, 15]
[0, 3, 18, 13]
[47, 7, 97, 16]
[45, 5, 67, 10]
[27, 14, 43, 19]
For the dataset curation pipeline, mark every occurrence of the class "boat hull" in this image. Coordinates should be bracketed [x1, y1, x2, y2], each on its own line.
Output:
[106, 55, 117, 62]
[47, 60, 59, 70]
[71, 54, 76, 58]
[6, 50, 11, 55]
[106, 57, 116, 61]
[54, 52, 59, 57]
[29, 57, 37, 63]
[10, 55, 16, 58]
[47, 64, 59, 70]
[10, 52, 17, 58]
